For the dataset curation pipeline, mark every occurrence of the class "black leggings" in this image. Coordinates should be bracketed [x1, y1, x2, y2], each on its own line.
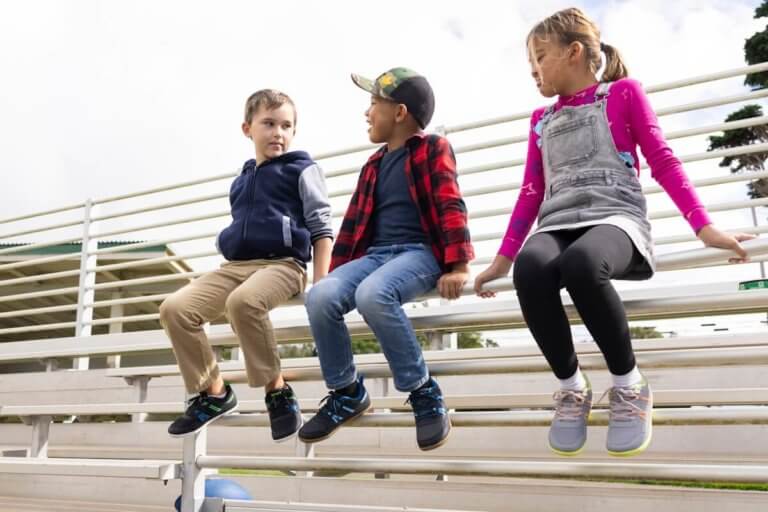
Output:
[512, 225, 645, 379]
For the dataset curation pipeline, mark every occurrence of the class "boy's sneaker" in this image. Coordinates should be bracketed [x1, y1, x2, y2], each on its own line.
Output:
[168, 384, 238, 437]
[265, 383, 303, 442]
[606, 376, 653, 457]
[407, 377, 451, 451]
[298, 375, 371, 443]
[548, 383, 593, 456]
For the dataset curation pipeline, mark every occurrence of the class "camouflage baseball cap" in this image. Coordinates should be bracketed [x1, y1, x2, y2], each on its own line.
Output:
[351, 67, 435, 129]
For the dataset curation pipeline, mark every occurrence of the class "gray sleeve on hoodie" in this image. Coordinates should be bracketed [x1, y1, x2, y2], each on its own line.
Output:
[298, 163, 334, 243]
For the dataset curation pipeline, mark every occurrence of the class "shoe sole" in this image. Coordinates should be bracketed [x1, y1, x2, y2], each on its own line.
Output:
[273, 417, 305, 444]
[418, 418, 452, 452]
[549, 443, 586, 457]
[168, 403, 240, 438]
[607, 423, 653, 457]
[298, 404, 372, 444]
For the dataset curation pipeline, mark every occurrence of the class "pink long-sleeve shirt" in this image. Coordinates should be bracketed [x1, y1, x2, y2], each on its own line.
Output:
[498, 78, 712, 260]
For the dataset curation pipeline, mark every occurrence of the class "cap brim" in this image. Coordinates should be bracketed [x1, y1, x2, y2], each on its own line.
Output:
[351, 73, 376, 94]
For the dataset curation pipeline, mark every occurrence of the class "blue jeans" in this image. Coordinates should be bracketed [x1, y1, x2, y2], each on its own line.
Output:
[305, 244, 442, 392]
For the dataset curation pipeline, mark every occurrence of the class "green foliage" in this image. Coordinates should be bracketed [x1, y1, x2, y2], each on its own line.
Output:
[457, 331, 499, 349]
[708, 4, 768, 198]
[745, 1, 768, 87]
[628, 326, 663, 339]
[278, 331, 498, 358]
[278, 343, 316, 359]
[707, 105, 768, 198]
[756, 0, 768, 19]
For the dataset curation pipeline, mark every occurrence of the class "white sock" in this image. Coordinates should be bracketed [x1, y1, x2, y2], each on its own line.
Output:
[559, 368, 588, 391]
[209, 389, 227, 399]
[611, 366, 643, 388]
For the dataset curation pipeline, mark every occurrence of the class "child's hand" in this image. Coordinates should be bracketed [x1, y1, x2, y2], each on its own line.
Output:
[474, 255, 513, 298]
[697, 224, 756, 263]
[437, 263, 470, 300]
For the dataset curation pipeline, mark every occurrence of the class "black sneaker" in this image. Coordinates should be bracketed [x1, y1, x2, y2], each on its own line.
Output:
[407, 377, 451, 451]
[168, 384, 238, 437]
[298, 375, 371, 443]
[265, 384, 303, 442]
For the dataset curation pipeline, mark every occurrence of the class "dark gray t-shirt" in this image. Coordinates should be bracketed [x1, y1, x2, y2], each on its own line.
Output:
[371, 146, 429, 246]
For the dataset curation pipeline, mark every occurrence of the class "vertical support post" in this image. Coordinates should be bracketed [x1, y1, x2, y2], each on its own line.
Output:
[23, 415, 52, 458]
[74, 198, 98, 370]
[295, 439, 314, 478]
[42, 358, 59, 372]
[107, 292, 124, 368]
[181, 429, 207, 512]
[751, 207, 766, 279]
[125, 376, 150, 423]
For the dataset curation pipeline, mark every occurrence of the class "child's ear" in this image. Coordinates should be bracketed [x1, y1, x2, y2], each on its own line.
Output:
[241, 122, 251, 138]
[395, 104, 409, 123]
[569, 41, 584, 61]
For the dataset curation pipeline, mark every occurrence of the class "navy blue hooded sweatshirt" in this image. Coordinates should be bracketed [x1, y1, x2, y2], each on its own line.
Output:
[216, 151, 333, 263]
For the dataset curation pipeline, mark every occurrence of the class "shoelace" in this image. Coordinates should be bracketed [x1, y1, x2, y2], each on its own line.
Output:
[406, 386, 444, 418]
[552, 389, 589, 421]
[183, 393, 212, 416]
[266, 389, 292, 410]
[598, 386, 649, 422]
[318, 391, 347, 420]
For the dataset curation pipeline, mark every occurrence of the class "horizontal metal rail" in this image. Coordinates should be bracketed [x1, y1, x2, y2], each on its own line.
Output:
[91, 192, 227, 222]
[442, 61, 768, 134]
[94, 172, 236, 205]
[0, 219, 83, 240]
[0, 202, 86, 226]
[217, 406, 768, 428]
[450, 114, 768, 156]
[92, 211, 229, 239]
[196, 456, 768, 483]
[3, 241, 766, 334]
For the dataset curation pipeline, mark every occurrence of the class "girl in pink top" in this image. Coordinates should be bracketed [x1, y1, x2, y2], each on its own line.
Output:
[473, 8, 753, 457]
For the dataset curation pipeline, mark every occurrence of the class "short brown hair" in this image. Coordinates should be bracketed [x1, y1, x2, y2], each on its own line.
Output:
[244, 89, 296, 125]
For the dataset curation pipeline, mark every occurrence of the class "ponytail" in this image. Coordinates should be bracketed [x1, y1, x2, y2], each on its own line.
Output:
[601, 42, 629, 82]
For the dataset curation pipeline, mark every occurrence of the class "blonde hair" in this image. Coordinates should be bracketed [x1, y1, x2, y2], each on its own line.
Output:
[527, 7, 628, 82]
[244, 89, 296, 125]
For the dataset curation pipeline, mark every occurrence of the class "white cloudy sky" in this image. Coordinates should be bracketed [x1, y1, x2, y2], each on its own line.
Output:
[0, 0, 763, 219]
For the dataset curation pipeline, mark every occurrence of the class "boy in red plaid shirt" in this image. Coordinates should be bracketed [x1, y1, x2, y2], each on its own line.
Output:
[299, 68, 474, 451]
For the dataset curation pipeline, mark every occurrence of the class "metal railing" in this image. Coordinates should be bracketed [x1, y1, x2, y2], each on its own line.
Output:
[0, 62, 767, 352]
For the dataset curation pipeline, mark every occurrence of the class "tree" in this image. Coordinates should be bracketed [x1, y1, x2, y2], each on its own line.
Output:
[707, 105, 768, 199]
[707, 2, 768, 198]
[745, 1, 768, 89]
[456, 331, 499, 349]
[279, 331, 498, 358]
[629, 326, 663, 339]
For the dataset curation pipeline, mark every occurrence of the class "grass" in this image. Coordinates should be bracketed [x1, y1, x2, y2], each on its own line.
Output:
[216, 469, 767, 491]
[580, 477, 767, 492]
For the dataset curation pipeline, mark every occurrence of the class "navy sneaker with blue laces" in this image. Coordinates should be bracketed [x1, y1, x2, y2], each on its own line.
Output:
[407, 377, 451, 451]
[265, 383, 303, 442]
[168, 384, 238, 437]
[298, 375, 371, 443]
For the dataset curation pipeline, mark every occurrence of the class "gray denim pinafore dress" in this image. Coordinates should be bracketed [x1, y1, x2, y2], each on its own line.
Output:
[534, 81, 655, 279]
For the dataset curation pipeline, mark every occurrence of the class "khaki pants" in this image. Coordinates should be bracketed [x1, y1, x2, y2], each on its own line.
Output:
[159, 259, 305, 393]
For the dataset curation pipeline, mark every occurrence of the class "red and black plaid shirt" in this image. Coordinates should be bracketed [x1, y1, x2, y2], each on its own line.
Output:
[330, 133, 474, 272]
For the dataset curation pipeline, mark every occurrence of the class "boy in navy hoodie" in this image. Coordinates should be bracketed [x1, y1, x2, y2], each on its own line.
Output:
[160, 89, 333, 441]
